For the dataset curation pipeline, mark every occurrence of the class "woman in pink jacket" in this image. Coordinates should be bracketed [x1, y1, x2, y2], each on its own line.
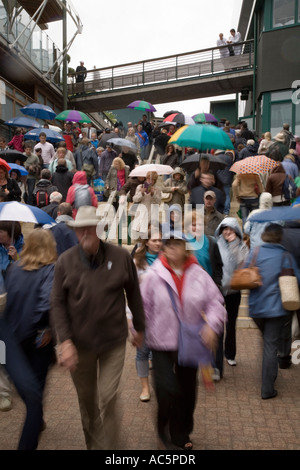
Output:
[140, 231, 226, 450]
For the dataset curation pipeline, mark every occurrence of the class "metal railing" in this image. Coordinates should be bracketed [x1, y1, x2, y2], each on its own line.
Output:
[68, 40, 254, 96]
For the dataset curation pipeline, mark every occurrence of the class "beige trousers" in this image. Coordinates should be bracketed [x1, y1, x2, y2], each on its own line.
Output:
[71, 341, 126, 450]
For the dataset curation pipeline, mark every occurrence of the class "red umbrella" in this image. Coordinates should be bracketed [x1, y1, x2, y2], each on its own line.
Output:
[0, 158, 11, 172]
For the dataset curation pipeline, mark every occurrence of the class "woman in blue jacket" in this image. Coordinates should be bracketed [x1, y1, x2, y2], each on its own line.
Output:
[4, 228, 57, 448]
[246, 223, 300, 399]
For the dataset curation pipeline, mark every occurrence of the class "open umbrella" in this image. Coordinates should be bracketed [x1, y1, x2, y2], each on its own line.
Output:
[0, 201, 55, 225]
[20, 103, 56, 121]
[163, 113, 195, 126]
[9, 163, 28, 176]
[248, 206, 300, 223]
[24, 128, 64, 144]
[230, 155, 280, 175]
[168, 124, 234, 151]
[129, 164, 174, 177]
[192, 113, 218, 124]
[127, 100, 156, 112]
[107, 138, 137, 151]
[55, 110, 92, 123]
[4, 116, 41, 128]
[180, 153, 227, 173]
[0, 151, 27, 164]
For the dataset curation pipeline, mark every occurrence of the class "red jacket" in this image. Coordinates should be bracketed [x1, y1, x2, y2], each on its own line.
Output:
[66, 171, 98, 218]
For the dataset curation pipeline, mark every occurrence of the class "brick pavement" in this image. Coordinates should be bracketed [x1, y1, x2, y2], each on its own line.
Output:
[1, 327, 300, 451]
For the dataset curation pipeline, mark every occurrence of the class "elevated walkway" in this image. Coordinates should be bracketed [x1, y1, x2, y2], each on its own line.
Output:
[67, 40, 254, 112]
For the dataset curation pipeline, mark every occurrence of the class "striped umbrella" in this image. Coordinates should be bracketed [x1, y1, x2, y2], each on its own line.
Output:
[55, 110, 92, 123]
[192, 113, 218, 124]
[230, 155, 280, 174]
[127, 100, 156, 112]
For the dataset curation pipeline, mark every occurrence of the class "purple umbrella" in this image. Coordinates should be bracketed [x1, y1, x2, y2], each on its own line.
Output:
[127, 100, 156, 112]
[192, 113, 218, 124]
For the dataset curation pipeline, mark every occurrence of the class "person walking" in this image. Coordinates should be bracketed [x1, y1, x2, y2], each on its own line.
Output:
[140, 230, 226, 450]
[246, 224, 300, 399]
[50, 205, 145, 450]
[127, 227, 163, 402]
[3, 228, 57, 448]
[215, 218, 249, 369]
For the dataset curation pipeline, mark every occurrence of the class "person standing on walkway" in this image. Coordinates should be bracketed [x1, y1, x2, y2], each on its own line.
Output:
[50, 205, 145, 450]
[246, 224, 300, 399]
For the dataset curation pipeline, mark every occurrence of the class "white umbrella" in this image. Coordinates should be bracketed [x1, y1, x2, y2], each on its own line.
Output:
[107, 137, 137, 151]
[129, 164, 174, 177]
[0, 201, 56, 244]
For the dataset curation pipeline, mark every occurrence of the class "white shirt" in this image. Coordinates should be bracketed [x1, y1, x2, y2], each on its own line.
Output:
[34, 141, 55, 164]
[228, 32, 242, 55]
[217, 38, 230, 58]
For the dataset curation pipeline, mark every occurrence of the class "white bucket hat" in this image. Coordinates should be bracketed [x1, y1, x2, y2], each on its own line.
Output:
[67, 206, 100, 228]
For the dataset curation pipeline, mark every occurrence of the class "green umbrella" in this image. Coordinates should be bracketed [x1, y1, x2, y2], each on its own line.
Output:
[168, 124, 234, 151]
[55, 109, 91, 123]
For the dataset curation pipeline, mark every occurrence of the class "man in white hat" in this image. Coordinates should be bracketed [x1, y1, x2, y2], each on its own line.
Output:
[204, 190, 225, 236]
[51, 205, 145, 450]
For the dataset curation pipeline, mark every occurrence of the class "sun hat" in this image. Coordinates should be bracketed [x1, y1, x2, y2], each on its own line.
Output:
[67, 206, 100, 228]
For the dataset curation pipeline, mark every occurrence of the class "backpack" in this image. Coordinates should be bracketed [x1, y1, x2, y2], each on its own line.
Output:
[74, 184, 92, 210]
[35, 187, 51, 208]
[282, 176, 297, 201]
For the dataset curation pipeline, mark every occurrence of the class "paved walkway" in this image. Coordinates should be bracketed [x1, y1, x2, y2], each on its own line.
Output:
[1, 327, 300, 451]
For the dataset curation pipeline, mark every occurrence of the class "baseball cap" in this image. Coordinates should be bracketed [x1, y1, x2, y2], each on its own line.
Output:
[204, 190, 216, 199]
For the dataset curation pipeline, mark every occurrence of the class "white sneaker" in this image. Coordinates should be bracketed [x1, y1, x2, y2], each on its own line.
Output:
[227, 359, 237, 366]
[0, 396, 12, 412]
[212, 368, 221, 381]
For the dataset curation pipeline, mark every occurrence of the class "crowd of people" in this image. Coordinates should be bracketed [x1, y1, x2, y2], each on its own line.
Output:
[0, 110, 300, 452]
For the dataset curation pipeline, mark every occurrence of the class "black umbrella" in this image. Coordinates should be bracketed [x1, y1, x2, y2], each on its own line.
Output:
[180, 153, 227, 173]
[163, 110, 181, 118]
[0, 150, 27, 163]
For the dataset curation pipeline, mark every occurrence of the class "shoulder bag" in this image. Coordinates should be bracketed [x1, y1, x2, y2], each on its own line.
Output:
[279, 252, 300, 311]
[165, 282, 213, 369]
[230, 246, 262, 290]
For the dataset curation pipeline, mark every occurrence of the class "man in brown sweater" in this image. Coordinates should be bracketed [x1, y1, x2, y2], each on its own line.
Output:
[51, 205, 145, 450]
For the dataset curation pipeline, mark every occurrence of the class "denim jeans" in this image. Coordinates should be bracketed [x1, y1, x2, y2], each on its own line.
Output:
[0, 318, 43, 450]
[136, 341, 152, 378]
[240, 197, 259, 228]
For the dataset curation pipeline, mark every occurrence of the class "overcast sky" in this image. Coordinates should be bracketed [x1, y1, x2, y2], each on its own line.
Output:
[49, 0, 244, 117]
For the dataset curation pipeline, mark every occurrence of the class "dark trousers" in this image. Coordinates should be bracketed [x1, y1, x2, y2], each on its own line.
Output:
[0, 318, 43, 450]
[213, 292, 241, 373]
[152, 350, 198, 447]
[224, 292, 241, 360]
[253, 315, 289, 397]
[26, 178, 36, 206]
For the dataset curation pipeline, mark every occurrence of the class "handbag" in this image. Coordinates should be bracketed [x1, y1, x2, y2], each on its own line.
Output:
[230, 246, 262, 290]
[279, 252, 300, 311]
[161, 192, 173, 203]
[165, 282, 213, 368]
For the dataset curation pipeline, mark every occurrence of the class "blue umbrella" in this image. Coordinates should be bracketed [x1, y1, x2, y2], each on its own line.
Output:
[20, 103, 56, 121]
[24, 128, 64, 143]
[4, 117, 41, 128]
[0, 201, 55, 225]
[9, 163, 28, 176]
[249, 206, 300, 223]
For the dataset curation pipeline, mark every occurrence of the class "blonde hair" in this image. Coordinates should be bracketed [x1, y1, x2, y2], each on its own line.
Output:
[19, 229, 57, 271]
[113, 157, 125, 169]
[146, 171, 158, 183]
